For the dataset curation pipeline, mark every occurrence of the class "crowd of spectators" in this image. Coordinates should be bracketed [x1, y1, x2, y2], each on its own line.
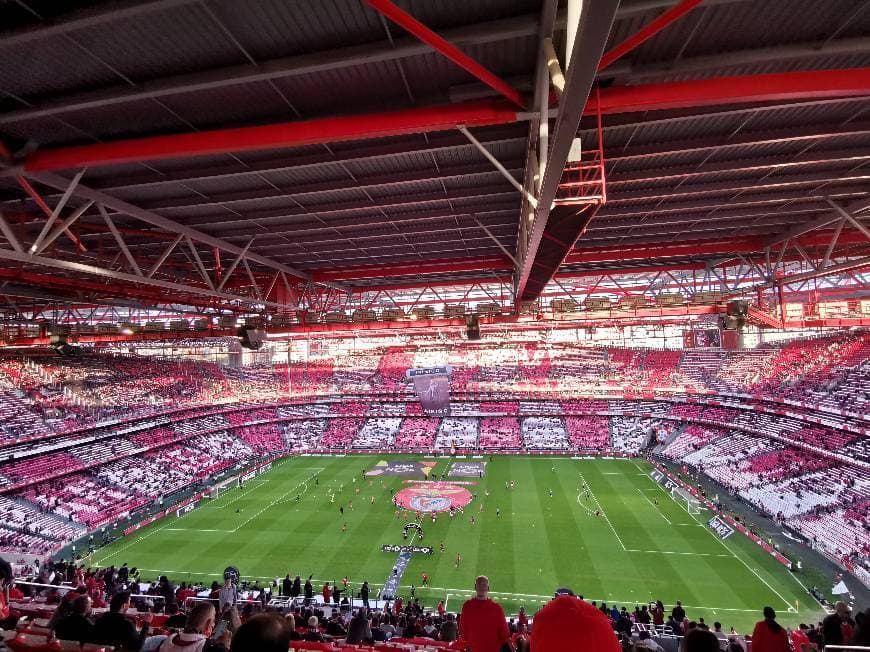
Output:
[1, 560, 868, 652]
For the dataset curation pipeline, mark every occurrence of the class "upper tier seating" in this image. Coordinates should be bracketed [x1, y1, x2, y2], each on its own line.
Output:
[0, 333, 867, 447]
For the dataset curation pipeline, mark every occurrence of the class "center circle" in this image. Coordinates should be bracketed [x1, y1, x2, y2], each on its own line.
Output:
[394, 482, 473, 513]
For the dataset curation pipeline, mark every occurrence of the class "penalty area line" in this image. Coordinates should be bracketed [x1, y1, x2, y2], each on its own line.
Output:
[231, 469, 323, 532]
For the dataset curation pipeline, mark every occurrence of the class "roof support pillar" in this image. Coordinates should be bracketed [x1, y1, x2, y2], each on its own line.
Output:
[515, 0, 620, 302]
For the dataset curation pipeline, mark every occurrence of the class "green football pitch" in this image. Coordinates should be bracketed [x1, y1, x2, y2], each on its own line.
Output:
[88, 455, 825, 632]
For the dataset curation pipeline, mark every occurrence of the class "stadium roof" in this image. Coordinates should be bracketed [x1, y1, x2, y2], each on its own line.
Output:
[0, 0, 869, 315]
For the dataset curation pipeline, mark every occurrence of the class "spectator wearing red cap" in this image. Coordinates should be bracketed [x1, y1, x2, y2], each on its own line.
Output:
[459, 576, 510, 652]
[530, 593, 621, 652]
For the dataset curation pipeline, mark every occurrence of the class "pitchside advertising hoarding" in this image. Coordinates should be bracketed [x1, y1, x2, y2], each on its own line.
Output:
[406, 366, 452, 416]
[707, 516, 735, 539]
[176, 502, 197, 518]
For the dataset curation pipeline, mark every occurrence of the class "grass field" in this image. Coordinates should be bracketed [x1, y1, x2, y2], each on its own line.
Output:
[88, 455, 825, 632]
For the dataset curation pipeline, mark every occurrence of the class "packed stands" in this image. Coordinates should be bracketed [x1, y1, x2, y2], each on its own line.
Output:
[352, 417, 402, 448]
[522, 416, 570, 450]
[1, 452, 84, 484]
[281, 418, 327, 450]
[565, 415, 611, 450]
[610, 417, 655, 452]
[234, 423, 286, 454]
[393, 418, 440, 449]
[477, 417, 522, 449]
[320, 418, 366, 449]
[435, 417, 478, 450]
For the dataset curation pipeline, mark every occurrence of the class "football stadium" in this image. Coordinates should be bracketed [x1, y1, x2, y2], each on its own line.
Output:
[0, 1, 868, 651]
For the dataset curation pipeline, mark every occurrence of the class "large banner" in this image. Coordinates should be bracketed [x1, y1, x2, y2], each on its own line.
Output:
[693, 328, 722, 348]
[406, 366, 452, 416]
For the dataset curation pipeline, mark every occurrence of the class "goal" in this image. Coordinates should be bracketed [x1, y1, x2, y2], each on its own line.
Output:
[671, 486, 702, 515]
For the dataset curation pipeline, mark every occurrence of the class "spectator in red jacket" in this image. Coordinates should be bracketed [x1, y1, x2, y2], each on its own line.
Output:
[750, 607, 790, 652]
[459, 576, 509, 652]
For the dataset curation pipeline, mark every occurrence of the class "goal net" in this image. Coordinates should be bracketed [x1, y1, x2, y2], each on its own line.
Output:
[671, 486, 701, 515]
[206, 485, 222, 500]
